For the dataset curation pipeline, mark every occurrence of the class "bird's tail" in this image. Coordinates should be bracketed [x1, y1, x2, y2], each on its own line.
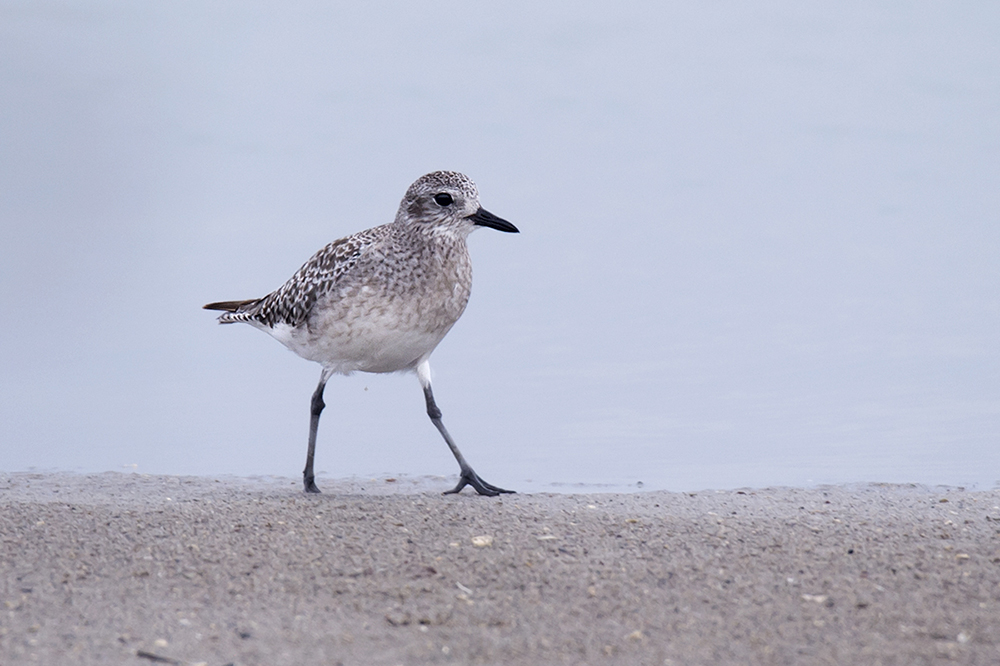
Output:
[203, 298, 261, 324]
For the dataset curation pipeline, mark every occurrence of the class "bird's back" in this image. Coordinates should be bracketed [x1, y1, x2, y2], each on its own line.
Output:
[206, 222, 474, 374]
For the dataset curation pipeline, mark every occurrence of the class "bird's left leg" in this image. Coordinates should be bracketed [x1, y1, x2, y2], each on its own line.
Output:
[303, 367, 333, 493]
[416, 360, 514, 496]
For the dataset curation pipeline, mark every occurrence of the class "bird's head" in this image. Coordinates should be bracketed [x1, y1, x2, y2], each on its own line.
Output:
[395, 171, 519, 235]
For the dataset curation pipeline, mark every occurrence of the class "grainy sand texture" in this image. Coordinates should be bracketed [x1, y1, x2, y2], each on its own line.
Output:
[1, 472, 999, 665]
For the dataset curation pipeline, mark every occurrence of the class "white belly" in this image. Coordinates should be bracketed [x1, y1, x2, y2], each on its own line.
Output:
[258, 281, 467, 375]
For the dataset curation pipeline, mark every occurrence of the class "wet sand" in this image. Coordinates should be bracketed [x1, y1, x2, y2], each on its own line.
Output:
[2, 472, 999, 665]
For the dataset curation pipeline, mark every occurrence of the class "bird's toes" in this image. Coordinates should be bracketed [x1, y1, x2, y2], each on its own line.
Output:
[479, 479, 515, 495]
[445, 471, 512, 496]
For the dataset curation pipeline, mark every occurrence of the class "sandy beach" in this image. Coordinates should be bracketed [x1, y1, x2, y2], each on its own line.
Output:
[1, 472, 998, 665]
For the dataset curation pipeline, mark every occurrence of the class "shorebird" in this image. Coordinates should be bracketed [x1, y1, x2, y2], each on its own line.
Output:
[204, 171, 518, 495]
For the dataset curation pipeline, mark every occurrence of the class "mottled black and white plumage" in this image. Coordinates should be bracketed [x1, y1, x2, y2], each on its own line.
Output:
[204, 171, 519, 495]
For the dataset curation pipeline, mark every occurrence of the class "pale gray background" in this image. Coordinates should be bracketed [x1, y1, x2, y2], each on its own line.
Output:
[2, 1, 998, 491]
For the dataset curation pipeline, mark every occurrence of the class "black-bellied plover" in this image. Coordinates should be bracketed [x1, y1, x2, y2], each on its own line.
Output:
[204, 171, 518, 495]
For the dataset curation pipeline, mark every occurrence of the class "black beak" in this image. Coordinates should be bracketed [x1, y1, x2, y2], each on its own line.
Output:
[466, 207, 519, 233]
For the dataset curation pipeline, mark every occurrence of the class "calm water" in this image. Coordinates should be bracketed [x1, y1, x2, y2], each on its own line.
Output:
[1, 1, 998, 491]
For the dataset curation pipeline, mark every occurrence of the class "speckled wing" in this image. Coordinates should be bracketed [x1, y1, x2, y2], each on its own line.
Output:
[209, 226, 386, 328]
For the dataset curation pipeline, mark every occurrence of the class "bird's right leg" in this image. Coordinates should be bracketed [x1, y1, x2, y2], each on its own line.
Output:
[416, 360, 514, 496]
[304, 369, 332, 493]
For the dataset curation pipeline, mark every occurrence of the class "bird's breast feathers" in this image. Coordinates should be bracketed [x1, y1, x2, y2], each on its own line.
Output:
[260, 249, 472, 374]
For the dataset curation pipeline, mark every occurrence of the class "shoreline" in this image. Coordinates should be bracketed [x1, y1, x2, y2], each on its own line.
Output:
[3, 472, 999, 664]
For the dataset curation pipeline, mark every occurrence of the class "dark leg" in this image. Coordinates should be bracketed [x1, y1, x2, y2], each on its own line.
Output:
[417, 361, 513, 496]
[304, 370, 331, 493]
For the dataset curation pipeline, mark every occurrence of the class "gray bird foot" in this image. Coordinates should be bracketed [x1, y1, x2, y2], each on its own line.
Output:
[304, 475, 321, 493]
[445, 470, 514, 496]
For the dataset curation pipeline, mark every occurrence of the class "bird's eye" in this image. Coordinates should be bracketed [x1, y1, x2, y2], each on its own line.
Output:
[433, 193, 454, 207]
